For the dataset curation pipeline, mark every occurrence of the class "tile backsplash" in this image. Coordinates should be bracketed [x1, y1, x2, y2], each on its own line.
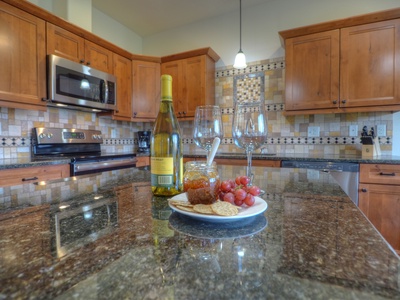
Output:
[0, 56, 393, 160]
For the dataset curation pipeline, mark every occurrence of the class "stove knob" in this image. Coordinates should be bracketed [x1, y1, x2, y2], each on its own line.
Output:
[46, 133, 53, 139]
[39, 133, 45, 139]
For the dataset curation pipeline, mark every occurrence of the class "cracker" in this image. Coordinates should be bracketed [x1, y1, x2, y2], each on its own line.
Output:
[193, 204, 214, 215]
[176, 205, 195, 212]
[169, 200, 193, 207]
[211, 201, 239, 216]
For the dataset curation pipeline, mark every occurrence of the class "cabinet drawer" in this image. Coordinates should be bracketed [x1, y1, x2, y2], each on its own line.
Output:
[359, 164, 400, 185]
[0, 164, 70, 187]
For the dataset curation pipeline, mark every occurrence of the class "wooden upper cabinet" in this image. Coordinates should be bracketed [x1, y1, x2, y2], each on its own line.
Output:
[46, 23, 84, 63]
[132, 60, 161, 121]
[280, 10, 400, 115]
[340, 19, 400, 108]
[112, 53, 132, 121]
[285, 30, 340, 111]
[47, 23, 113, 73]
[84, 40, 113, 74]
[161, 48, 219, 120]
[0, 1, 46, 110]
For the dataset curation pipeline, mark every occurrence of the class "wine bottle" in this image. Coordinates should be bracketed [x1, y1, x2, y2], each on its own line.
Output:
[150, 74, 183, 196]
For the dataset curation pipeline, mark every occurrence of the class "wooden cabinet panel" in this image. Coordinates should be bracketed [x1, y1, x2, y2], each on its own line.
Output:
[359, 183, 400, 253]
[282, 16, 400, 115]
[46, 22, 85, 63]
[215, 158, 281, 168]
[0, 2, 46, 110]
[360, 163, 400, 185]
[84, 40, 113, 73]
[136, 156, 150, 167]
[161, 49, 217, 120]
[112, 53, 132, 121]
[47, 23, 113, 73]
[184, 157, 280, 168]
[285, 30, 340, 111]
[132, 60, 160, 121]
[0, 164, 70, 187]
[340, 19, 400, 108]
[359, 163, 400, 254]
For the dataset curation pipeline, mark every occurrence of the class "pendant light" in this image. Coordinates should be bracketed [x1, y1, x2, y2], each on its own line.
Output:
[233, 0, 247, 69]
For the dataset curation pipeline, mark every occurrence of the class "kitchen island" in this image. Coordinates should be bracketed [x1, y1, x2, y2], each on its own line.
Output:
[0, 165, 399, 299]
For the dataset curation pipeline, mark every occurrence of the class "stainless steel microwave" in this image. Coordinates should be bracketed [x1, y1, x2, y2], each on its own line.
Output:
[46, 54, 117, 112]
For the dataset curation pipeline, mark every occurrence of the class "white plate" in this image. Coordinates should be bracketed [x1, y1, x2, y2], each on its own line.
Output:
[168, 193, 268, 223]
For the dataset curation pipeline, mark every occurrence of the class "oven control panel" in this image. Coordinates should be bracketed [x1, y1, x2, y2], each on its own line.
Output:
[33, 127, 103, 144]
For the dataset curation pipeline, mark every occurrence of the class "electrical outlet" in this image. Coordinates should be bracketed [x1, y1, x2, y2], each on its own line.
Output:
[307, 126, 320, 137]
[349, 125, 358, 137]
[377, 124, 386, 137]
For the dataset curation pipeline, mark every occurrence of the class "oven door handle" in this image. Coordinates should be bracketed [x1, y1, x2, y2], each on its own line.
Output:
[74, 158, 137, 173]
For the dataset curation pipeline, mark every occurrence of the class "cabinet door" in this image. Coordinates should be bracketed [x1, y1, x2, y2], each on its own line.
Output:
[113, 53, 132, 120]
[285, 30, 340, 111]
[161, 60, 182, 116]
[0, 2, 46, 109]
[46, 23, 85, 63]
[132, 60, 160, 120]
[84, 40, 113, 73]
[359, 183, 400, 253]
[0, 164, 70, 187]
[182, 56, 205, 118]
[341, 19, 400, 108]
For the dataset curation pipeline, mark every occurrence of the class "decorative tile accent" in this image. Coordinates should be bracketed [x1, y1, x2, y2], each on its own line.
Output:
[234, 72, 265, 103]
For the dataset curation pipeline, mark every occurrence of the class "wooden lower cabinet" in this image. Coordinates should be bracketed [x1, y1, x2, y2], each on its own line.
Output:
[136, 156, 150, 167]
[214, 158, 281, 168]
[0, 164, 70, 187]
[359, 164, 400, 254]
[183, 157, 280, 168]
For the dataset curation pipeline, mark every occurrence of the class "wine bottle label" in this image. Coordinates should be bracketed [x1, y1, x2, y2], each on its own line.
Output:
[151, 157, 174, 186]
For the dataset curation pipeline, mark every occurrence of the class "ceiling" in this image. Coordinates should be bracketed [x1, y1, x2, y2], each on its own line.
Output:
[92, 0, 270, 37]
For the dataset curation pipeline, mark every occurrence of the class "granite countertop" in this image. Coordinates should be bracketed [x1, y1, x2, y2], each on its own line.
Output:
[187, 152, 400, 164]
[2, 152, 400, 171]
[0, 166, 399, 299]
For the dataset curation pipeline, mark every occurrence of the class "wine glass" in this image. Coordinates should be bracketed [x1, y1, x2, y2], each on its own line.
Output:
[232, 100, 267, 185]
[193, 105, 224, 160]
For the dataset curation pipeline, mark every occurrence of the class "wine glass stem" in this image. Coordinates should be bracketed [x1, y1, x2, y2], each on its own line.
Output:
[206, 149, 211, 162]
[246, 149, 253, 185]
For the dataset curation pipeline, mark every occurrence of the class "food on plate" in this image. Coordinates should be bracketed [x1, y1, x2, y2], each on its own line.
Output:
[218, 176, 261, 207]
[211, 201, 239, 216]
[169, 199, 240, 216]
[193, 204, 214, 215]
[183, 161, 220, 205]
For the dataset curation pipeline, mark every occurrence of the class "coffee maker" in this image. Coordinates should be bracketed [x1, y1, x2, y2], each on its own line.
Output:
[137, 131, 151, 153]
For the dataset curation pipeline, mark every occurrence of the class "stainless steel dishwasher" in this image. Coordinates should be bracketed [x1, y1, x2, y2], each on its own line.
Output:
[281, 160, 359, 205]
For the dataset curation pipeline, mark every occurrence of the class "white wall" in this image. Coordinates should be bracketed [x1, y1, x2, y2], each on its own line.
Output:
[92, 8, 142, 54]
[143, 0, 400, 68]
[27, 0, 142, 55]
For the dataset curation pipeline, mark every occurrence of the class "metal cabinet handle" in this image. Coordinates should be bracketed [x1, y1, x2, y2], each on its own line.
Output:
[361, 188, 367, 193]
[86, 61, 91, 66]
[133, 112, 137, 117]
[183, 111, 186, 115]
[22, 176, 39, 182]
[341, 99, 347, 104]
[79, 59, 85, 64]
[333, 100, 337, 104]
[379, 172, 395, 176]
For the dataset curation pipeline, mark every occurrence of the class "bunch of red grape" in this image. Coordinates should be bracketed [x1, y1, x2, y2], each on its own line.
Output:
[218, 176, 261, 207]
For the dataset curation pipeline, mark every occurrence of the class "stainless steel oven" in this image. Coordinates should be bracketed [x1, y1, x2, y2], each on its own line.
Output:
[46, 54, 117, 112]
[32, 127, 137, 176]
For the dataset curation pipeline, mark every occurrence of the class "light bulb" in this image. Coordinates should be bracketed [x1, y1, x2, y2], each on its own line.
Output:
[234, 50, 247, 69]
